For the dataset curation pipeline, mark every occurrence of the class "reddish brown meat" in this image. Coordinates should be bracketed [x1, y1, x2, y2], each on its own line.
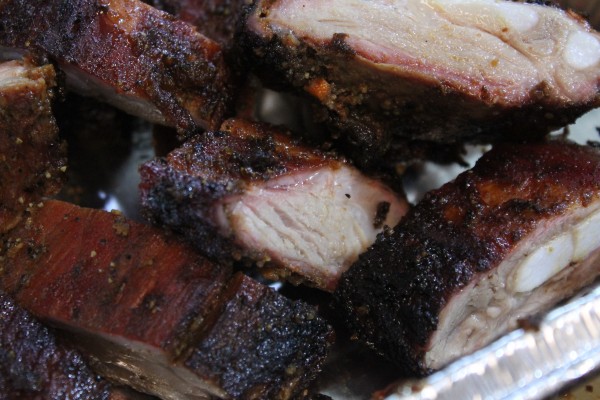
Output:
[0, 59, 66, 234]
[0, 200, 333, 399]
[140, 118, 408, 291]
[0, 0, 234, 135]
[242, 0, 600, 166]
[335, 140, 600, 375]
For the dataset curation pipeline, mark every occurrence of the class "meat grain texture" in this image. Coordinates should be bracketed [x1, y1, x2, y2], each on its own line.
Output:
[0, 200, 333, 400]
[140, 118, 408, 291]
[242, 0, 600, 166]
[335, 140, 600, 375]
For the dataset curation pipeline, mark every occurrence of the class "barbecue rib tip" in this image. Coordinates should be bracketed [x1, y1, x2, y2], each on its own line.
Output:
[242, 0, 600, 165]
[0, 0, 234, 135]
[0, 200, 333, 399]
[335, 139, 600, 375]
[140, 118, 409, 291]
[0, 59, 66, 234]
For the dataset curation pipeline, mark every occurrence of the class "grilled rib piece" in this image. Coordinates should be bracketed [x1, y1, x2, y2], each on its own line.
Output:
[140, 118, 408, 291]
[0, 291, 155, 400]
[0, 200, 333, 399]
[0, 59, 66, 234]
[242, 0, 600, 166]
[334, 140, 600, 375]
[0, 0, 233, 134]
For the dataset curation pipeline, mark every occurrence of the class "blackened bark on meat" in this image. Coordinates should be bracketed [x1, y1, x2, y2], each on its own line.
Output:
[0, 200, 333, 399]
[0, 291, 112, 399]
[185, 272, 334, 399]
[241, 0, 600, 167]
[139, 118, 330, 263]
[0, 59, 66, 234]
[0, 0, 234, 136]
[0, 291, 156, 400]
[334, 140, 600, 375]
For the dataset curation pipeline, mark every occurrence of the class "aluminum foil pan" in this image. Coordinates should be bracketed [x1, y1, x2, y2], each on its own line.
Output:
[384, 282, 600, 400]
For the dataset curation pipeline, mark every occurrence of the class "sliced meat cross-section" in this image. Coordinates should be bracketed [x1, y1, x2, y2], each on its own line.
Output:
[242, 0, 600, 165]
[335, 140, 600, 375]
[140, 118, 409, 291]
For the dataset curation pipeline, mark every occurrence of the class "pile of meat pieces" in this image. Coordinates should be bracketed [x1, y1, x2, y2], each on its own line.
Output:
[0, 58, 332, 399]
[1, 0, 600, 398]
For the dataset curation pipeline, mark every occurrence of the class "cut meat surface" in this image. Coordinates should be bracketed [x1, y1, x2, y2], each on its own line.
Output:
[334, 140, 600, 375]
[0, 0, 234, 135]
[0, 59, 66, 233]
[0, 200, 333, 399]
[140, 118, 408, 291]
[243, 0, 600, 165]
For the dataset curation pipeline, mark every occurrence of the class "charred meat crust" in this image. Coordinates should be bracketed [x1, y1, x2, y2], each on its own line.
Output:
[0, 60, 67, 234]
[334, 140, 600, 375]
[185, 272, 334, 400]
[0, 0, 234, 134]
[0, 200, 333, 399]
[139, 118, 336, 263]
[241, 1, 600, 167]
[0, 291, 113, 400]
[140, 118, 408, 291]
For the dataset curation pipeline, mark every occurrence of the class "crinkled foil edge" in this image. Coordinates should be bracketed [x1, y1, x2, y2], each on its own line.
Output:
[386, 282, 600, 400]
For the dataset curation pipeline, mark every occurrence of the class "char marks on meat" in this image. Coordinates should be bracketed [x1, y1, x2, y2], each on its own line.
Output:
[0, 0, 234, 135]
[140, 118, 409, 291]
[334, 140, 600, 375]
[242, 0, 600, 166]
[0, 291, 156, 400]
[0, 59, 66, 234]
[0, 200, 333, 399]
[184, 272, 332, 399]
